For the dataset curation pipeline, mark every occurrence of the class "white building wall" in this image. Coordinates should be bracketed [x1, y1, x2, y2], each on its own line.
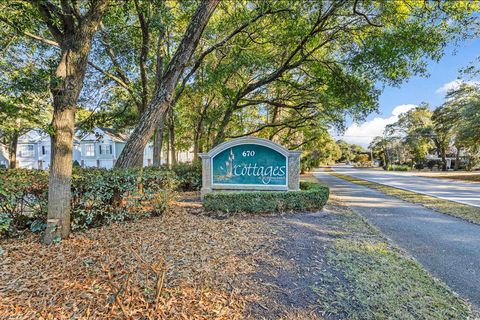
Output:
[0, 144, 9, 167]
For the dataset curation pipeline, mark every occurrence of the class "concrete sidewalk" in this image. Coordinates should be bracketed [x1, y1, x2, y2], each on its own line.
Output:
[316, 172, 480, 308]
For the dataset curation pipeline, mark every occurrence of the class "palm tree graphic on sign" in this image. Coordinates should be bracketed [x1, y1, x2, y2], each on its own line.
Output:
[225, 148, 235, 177]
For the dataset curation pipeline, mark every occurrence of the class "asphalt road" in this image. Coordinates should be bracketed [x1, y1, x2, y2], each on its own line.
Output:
[332, 167, 480, 207]
[316, 172, 480, 308]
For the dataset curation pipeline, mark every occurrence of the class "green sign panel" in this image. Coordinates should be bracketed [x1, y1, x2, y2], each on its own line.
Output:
[212, 144, 287, 186]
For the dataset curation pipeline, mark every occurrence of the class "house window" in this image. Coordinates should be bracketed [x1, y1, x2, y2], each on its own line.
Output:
[99, 144, 112, 155]
[85, 144, 95, 156]
[20, 144, 34, 157]
[41, 145, 50, 155]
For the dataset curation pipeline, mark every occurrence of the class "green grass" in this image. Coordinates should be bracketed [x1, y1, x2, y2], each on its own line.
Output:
[313, 198, 474, 319]
[328, 171, 480, 225]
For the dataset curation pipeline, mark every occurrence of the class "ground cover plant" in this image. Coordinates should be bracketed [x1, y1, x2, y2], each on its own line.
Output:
[202, 181, 329, 214]
[327, 171, 480, 225]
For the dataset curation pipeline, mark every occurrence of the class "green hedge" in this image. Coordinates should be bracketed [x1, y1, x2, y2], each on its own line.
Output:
[203, 182, 329, 214]
[170, 161, 202, 191]
[0, 167, 178, 237]
[386, 164, 411, 171]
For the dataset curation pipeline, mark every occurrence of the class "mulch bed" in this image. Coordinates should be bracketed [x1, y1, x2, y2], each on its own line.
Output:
[0, 194, 285, 319]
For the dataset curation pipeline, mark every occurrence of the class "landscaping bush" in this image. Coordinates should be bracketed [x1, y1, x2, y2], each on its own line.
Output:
[203, 182, 329, 214]
[70, 167, 178, 230]
[0, 167, 178, 237]
[0, 169, 48, 236]
[386, 164, 411, 171]
[170, 161, 202, 191]
[414, 163, 425, 170]
[426, 159, 442, 170]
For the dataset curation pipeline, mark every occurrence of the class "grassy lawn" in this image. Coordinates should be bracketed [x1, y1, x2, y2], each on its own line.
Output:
[420, 173, 480, 183]
[313, 197, 474, 319]
[326, 171, 480, 225]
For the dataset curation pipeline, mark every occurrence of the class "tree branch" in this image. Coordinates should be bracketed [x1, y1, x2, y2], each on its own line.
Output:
[98, 23, 132, 88]
[353, 0, 383, 27]
[0, 16, 60, 46]
[173, 8, 287, 103]
[227, 113, 316, 139]
[234, 2, 344, 102]
[30, 1, 64, 42]
[134, 0, 150, 113]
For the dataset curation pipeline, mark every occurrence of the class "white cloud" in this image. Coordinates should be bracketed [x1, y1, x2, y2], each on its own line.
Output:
[435, 79, 479, 95]
[435, 79, 463, 94]
[391, 104, 416, 116]
[339, 104, 417, 148]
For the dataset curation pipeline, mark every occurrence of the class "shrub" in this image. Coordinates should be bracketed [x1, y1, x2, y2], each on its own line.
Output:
[0, 167, 178, 237]
[203, 182, 329, 214]
[426, 160, 441, 170]
[386, 164, 410, 171]
[0, 169, 48, 236]
[170, 161, 202, 191]
[69, 167, 177, 230]
[414, 163, 425, 170]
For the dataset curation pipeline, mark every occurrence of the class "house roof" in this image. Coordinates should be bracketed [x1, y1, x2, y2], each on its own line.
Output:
[98, 127, 129, 142]
[18, 129, 50, 143]
[78, 127, 129, 143]
[17, 129, 80, 144]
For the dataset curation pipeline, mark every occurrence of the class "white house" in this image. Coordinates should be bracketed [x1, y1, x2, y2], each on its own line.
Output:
[0, 143, 9, 168]
[12, 127, 194, 170]
[77, 127, 156, 169]
[15, 129, 81, 170]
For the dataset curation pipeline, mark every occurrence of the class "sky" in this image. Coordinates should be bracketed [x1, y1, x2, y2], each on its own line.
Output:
[337, 38, 480, 148]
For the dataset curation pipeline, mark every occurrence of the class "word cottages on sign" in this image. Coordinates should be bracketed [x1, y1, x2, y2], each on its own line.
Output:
[199, 137, 301, 198]
[213, 144, 287, 185]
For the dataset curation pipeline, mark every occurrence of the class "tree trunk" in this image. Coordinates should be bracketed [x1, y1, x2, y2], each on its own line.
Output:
[169, 109, 176, 166]
[43, 48, 89, 244]
[193, 133, 200, 161]
[115, 0, 219, 168]
[213, 105, 234, 146]
[165, 132, 170, 166]
[44, 106, 75, 243]
[441, 147, 448, 171]
[454, 145, 461, 171]
[40, 0, 109, 244]
[9, 132, 18, 169]
[152, 128, 164, 167]
[152, 111, 168, 167]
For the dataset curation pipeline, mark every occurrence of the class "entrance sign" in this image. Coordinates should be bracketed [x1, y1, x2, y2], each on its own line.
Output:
[212, 144, 287, 186]
[200, 137, 301, 197]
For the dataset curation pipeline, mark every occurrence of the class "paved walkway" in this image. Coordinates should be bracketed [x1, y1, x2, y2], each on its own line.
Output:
[332, 167, 480, 207]
[316, 172, 480, 308]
